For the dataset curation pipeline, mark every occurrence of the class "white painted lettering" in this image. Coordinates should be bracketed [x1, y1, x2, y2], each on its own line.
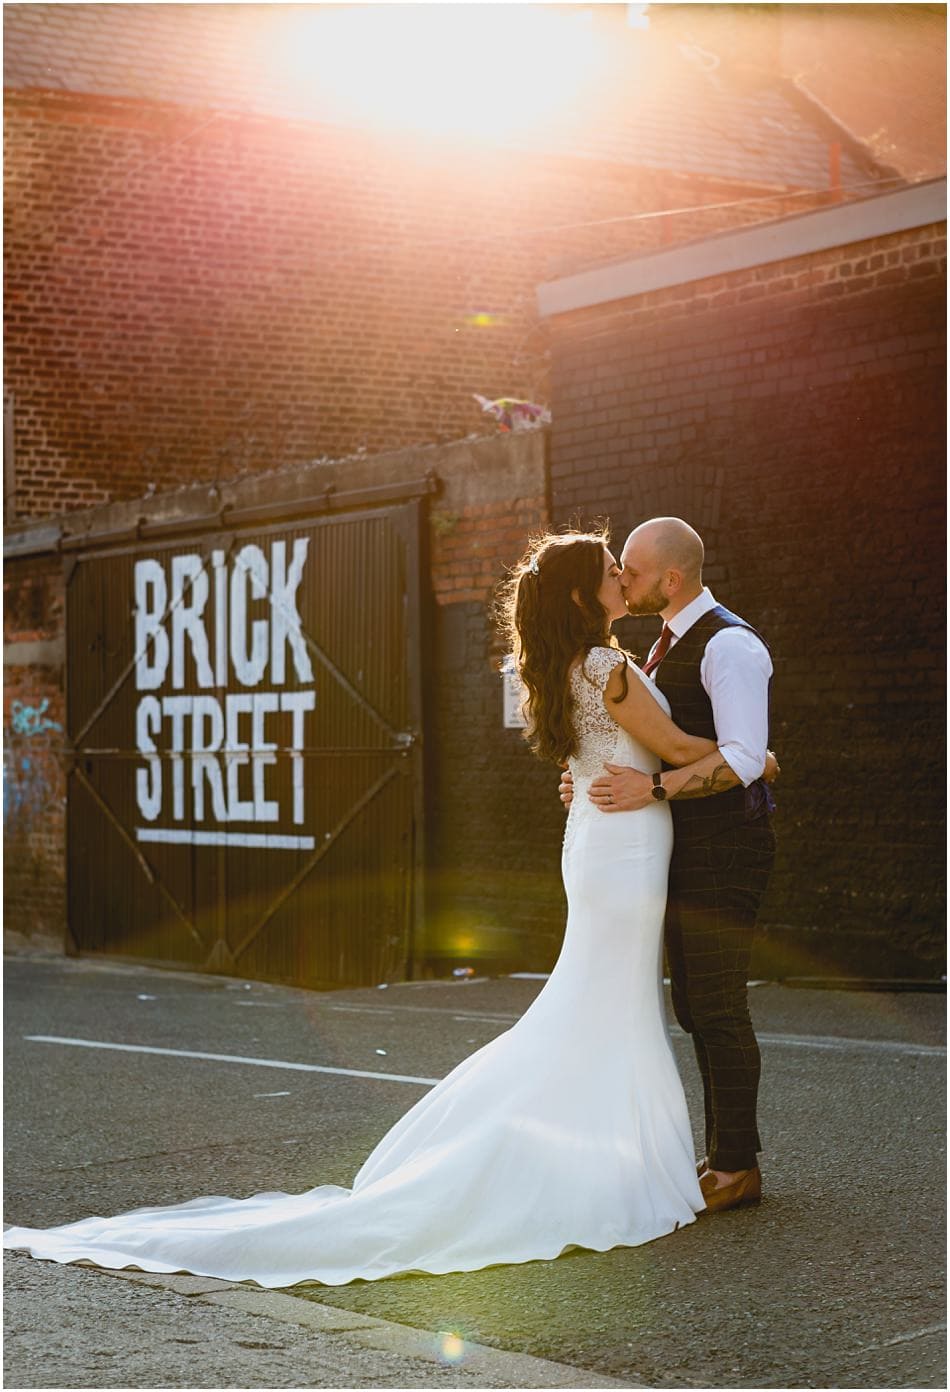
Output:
[191, 696, 228, 822]
[163, 695, 192, 821]
[225, 693, 255, 821]
[230, 545, 269, 687]
[135, 696, 162, 820]
[132, 539, 316, 844]
[280, 690, 316, 824]
[134, 560, 169, 690]
[212, 549, 228, 687]
[171, 554, 213, 690]
[251, 693, 280, 822]
[270, 539, 314, 684]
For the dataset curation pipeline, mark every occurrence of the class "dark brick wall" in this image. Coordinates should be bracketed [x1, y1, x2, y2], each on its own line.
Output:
[5, 87, 812, 523]
[547, 223, 947, 976]
[420, 438, 565, 973]
[424, 599, 566, 976]
[3, 555, 67, 944]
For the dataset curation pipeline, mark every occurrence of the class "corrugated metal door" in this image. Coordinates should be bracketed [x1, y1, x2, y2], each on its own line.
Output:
[65, 501, 424, 988]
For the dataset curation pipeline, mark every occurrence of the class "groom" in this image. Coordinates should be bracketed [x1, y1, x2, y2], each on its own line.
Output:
[561, 517, 776, 1213]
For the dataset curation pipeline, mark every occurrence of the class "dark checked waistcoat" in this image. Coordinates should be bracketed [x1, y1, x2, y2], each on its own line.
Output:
[653, 605, 773, 845]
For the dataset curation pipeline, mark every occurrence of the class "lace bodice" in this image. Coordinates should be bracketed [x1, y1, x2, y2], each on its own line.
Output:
[569, 647, 630, 780]
[563, 646, 672, 855]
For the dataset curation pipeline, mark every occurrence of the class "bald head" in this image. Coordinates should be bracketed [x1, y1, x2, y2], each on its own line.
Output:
[619, 517, 705, 619]
[628, 517, 704, 583]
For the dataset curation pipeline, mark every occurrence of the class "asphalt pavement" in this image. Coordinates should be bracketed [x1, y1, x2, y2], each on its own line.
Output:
[3, 952, 946, 1390]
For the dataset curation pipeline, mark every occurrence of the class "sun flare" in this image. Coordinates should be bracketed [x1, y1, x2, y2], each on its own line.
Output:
[272, 4, 604, 144]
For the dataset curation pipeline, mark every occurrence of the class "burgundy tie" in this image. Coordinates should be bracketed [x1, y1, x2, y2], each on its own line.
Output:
[642, 623, 673, 677]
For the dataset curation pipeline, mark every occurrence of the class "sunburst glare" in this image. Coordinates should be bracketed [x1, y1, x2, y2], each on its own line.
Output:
[270, 4, 604, 144]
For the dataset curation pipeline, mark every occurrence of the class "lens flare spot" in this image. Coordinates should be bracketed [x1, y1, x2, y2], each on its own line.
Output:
[438, 1331, 466, 1365]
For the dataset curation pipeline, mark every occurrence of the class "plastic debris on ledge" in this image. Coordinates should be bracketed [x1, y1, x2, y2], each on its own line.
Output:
[453, 966, 476, 979]
[472, 394, 551, 432]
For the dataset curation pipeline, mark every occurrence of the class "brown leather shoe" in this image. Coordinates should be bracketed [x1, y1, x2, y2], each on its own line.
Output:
[699, 1166, 762, 1212]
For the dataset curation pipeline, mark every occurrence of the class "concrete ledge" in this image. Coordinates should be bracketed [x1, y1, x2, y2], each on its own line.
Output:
[349, 1320, 640, 1387]
[205, 1287, 390, 1332]
[2, 429, 546, 559]
[95, 1268, 235, 1296]
[101, 1267, 641, 1387]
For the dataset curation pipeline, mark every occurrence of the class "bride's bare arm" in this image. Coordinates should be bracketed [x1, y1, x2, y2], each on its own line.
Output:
[602, 664, 717, 766]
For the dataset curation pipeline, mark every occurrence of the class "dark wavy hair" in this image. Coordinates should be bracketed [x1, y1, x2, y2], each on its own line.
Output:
[496, 528, 630, 766]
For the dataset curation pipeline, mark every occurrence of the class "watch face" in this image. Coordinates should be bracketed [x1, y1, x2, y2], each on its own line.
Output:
[651, 786, 667, 800]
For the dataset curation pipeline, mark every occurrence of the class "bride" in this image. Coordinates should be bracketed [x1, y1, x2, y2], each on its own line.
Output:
[4, 529, 747, 1288]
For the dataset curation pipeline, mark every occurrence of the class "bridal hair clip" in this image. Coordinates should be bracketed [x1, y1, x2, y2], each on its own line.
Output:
[528, 554, 540, 575]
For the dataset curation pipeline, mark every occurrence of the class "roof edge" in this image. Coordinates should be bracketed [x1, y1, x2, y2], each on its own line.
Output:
[782, 76, 903, 184]
[537, 177, 947, 318]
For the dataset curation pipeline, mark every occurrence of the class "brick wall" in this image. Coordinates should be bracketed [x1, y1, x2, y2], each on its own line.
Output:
[5, 87, 820, 524]
[546, 221, 947, 976]
[6, 79, 935, 977]
[421, 436, 568, 973]
[3, 554, 67, 947]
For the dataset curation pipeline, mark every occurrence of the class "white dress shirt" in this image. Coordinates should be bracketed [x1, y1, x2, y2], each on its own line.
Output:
[647, 588, 772, 786]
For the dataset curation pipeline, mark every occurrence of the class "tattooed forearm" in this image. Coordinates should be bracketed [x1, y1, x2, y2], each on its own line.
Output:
[670, 761, 740, 800]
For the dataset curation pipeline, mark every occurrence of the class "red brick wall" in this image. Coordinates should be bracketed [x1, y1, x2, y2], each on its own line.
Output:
[5, 87, 820, 523]
[430, 494, 549, 608]
[545, 221, 947, 975]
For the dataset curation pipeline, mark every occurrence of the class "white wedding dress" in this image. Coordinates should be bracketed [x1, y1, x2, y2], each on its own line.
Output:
[3, 649, 703, 1287]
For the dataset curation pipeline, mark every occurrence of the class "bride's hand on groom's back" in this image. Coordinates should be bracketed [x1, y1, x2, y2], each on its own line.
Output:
[559, 765, 574, 808]
[763, 749, 781, 784]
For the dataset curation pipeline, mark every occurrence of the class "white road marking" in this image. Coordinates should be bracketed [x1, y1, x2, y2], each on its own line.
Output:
[749, 1030, 944, 1058]
[330, 1002, 514, 1023]
[326, 1005, 396, 1017]
[326, 1002, 945, 1056]
[330, 1002, 516, 1025]
[849, 1322, 946, 1355]
[24, 1036, 439, 1086]
[23, 1017, 943, 1098]
[452, 1014, 516, 1025]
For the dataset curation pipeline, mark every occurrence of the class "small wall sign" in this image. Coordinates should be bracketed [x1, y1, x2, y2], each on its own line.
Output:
[500, 654, 528, 730]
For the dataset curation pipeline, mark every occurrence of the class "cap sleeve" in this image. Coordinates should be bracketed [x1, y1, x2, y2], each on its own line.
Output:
[581, 646, 627, 692]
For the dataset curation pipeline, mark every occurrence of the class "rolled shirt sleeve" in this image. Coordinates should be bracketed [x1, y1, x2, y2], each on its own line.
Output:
[699, 627, 772, 786]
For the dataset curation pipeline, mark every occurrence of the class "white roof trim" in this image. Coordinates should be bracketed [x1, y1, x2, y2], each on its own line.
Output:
[537, 178, 947, 318]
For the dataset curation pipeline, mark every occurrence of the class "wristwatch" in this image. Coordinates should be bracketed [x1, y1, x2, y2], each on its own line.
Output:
[651, 772, 668, 801]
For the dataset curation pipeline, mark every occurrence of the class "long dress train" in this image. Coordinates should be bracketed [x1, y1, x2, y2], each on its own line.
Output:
[3, 650, 704, 1287]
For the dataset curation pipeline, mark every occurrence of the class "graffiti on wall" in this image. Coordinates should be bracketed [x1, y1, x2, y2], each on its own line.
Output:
[10, 698, 61, 738]
[4, 697, 64, 833]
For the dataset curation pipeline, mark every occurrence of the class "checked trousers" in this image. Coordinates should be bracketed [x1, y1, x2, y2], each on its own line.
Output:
[665, 815, 776, 1173]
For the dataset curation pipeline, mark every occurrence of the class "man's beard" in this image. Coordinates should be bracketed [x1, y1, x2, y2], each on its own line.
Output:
[623, 580, 667, 616]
